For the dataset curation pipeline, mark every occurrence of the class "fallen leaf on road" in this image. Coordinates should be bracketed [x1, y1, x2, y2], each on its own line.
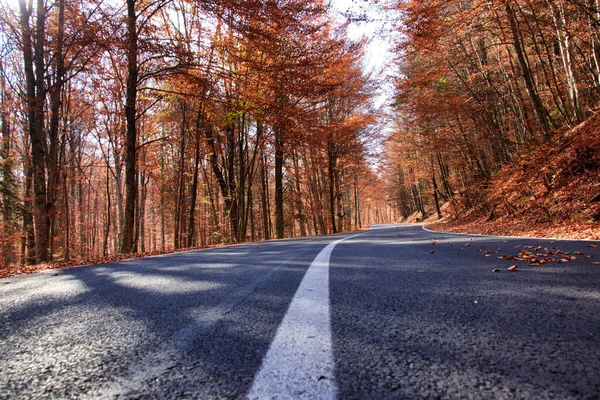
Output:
[492, 268, 500, 272]
[592, 262, 600, 265]
[588, 244, 599, 248]
[465, 243, 471, 247]
[508, 265, 518, 271]
[430, 250, 435, 254]
[473, 300, 479, 304]
[431, 240, 437, 245]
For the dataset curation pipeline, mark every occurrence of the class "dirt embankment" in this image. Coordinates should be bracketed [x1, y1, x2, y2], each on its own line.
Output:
[415, 112, 600, 240]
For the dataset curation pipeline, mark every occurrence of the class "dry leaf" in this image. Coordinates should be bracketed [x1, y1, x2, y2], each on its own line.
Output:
[588, 244, 599, 248]
[508, 265, 518, 271]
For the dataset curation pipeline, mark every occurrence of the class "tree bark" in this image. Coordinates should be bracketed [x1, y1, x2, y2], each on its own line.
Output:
[121, 0, 139, 254]
[274, 126, 284, 239]
[504, 0, 551, 137]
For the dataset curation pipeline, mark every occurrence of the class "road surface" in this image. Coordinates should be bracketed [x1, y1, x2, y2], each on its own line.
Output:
[1, 225, 599, 399]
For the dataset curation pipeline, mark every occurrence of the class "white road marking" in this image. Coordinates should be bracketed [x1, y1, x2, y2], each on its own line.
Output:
[247, 234, 361, 400]
[421, 224, 600, 242]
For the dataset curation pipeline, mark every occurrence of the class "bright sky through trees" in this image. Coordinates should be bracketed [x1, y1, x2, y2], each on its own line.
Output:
[330, 0, 397, 110]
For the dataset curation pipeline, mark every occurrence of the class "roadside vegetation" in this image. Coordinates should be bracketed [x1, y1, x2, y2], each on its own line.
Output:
[387, 0, 600, 240]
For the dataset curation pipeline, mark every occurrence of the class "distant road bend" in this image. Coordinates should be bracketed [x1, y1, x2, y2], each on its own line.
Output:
[1, 225, 599, 399]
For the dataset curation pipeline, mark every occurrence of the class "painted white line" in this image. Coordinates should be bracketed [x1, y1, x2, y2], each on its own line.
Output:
[422, 224, 600, 242]
[247, 234, 361, 400]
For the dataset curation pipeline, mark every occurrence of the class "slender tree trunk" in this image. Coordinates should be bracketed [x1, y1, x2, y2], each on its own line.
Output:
[103, 163, 110, 257]
[274, 126, 284, 239]
[260, 148, 270, 240]
[327, 136, 337, 234]
[47, 0, 65, 258]
[187, 110, 202, 248]
[292, 151, 307, 237]
[21, 155, 35, 266]
[548, 0, 584, 122]
[431, 157, 442, 219]
[0, 72, 16, 264]
[20, 0, 50, 263]
[121, 0, 138, 254]
[174, 102, 187, 249]
[504, 0, 551, 137]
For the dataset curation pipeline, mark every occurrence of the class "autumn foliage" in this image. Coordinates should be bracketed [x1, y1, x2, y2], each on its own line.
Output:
[387, 0, 600, 237]
[0, 0, 390, 271]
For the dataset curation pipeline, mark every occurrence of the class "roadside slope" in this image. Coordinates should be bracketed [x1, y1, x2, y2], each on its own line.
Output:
[427, 112, 600, 240]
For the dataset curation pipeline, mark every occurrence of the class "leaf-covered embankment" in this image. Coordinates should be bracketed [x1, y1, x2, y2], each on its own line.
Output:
[427, 112, 600, 240]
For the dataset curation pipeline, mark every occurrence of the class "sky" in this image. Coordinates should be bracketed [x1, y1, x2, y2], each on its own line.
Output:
[329, 0, 398, 109]
[0, 0, 398, 119]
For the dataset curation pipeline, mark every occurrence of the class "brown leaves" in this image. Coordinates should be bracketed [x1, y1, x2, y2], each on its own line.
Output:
[508, 265, 518, 271]
[487, 242, 599, 270]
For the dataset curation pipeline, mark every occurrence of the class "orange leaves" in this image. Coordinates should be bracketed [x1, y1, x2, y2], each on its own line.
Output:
[508, 265, 518, 271]
[489, 242, 599, 268]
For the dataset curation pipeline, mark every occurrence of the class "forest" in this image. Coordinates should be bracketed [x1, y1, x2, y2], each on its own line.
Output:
[388, 0, 600, 238]
[1, 0, 600, 271]
[0, 0, 395, 269]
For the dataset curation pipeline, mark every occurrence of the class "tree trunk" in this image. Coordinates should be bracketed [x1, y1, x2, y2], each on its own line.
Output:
[187, 110, 202, 248]
[120, 0, 138, 254]
[0, 70, 16, 264]
[47, 0, 65, 258]
[19, 0, 50, 263]
[431, 157, 442, 219]
[292, 151, 307, 237]
[327, 136, 337, 234]
[504, 0, 551, 137]
[260, 147, 270, 240]
[274, 126, 284, 239]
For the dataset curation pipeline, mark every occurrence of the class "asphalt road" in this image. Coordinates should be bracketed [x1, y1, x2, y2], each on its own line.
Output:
[1, 225, 599, 399]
